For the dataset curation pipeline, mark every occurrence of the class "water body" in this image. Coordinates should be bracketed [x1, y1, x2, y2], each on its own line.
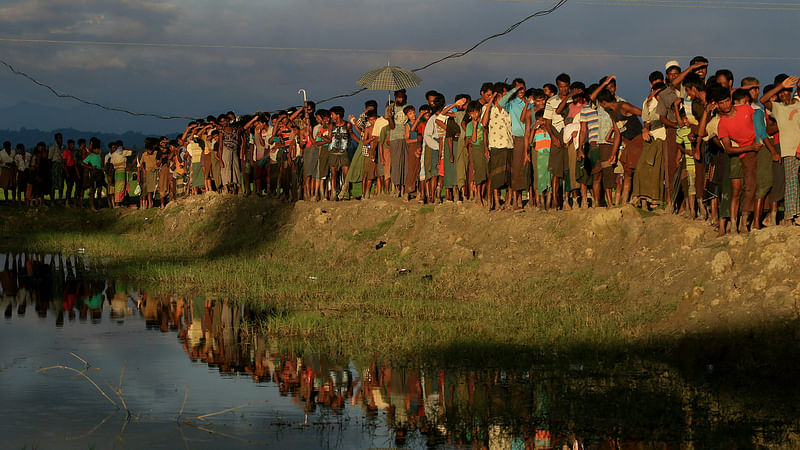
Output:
[1, 253, 798, 449]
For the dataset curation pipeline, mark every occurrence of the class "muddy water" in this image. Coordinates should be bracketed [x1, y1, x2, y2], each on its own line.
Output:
[1, 253, 798, 449]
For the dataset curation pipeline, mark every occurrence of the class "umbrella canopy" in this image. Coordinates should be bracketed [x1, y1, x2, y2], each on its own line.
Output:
[356, 65, 421, 92]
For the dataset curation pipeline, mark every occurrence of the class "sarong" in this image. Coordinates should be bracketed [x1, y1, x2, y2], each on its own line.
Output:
[472, 144, 488, 185]
[536, 149, 551, 193]
[304, 145, 319, 179]
[389, 140, 407, 187]
[511, 136, 527, 191]
[489, 147, 512, 190]
[114, 167, 127, 202]
[191, 162, 204, 188]
[632, 138, 664, 203]
[406, 142, 420, 193]
[443, 140, 457, 188]
[51, 161, 64, 192]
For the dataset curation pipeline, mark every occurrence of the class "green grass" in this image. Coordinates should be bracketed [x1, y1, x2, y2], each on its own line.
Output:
[0, 202, 673, 361]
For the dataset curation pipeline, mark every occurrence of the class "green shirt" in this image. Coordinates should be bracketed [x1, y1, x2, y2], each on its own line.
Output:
[466, 122, 484, 147]
[83, 153, 102, 169]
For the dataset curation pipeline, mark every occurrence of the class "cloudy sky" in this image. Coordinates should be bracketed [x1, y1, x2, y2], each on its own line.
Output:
[1, 0, 799, 135]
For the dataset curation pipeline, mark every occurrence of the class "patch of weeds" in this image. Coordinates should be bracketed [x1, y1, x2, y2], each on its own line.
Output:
[636, 208, 659, 219]
[345, 213, 399, 241]
[705, 241, 729, 249]
[417, 206, 435, 215]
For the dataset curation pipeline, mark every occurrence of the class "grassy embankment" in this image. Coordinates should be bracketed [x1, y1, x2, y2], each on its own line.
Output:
[2, 196, 678, 361]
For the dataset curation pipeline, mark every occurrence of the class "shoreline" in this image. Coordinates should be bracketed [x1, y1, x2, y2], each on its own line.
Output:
[3, 193, 799, 361]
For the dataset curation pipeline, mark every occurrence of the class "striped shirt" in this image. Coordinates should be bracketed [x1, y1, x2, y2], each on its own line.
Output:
[578, 105, 599, 145]
[533, 129, 551, 152]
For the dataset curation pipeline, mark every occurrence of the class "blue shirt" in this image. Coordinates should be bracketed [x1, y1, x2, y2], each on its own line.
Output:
[498, 88, 526, 138]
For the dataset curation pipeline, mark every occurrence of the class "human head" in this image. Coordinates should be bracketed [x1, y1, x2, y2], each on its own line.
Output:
[54, 133, 63, 146]
[555, 74, 571, 97]
[329, 106, 345, 122]
[740, 77, 760, 102]
[403, 104, 416, 121]
[493, 82, 508, 99]
[479, 83, 494, 104]
[709, 85, 732, 113]
[732, 88, 750, 105]
[600, 76, 617, 96]
[690, 56, 709, 79]
[596, 89, 616, 109]
[466, 100, 482, 119]
[762, 84, 778, 105]
[16, 143, 24, 154]
[365, 100, 378, 112]
[649, 71, 664, 86]
[543, 83, 556, 98]
[715, 69, 734, 90]
[665, 63, 681, 85]
[425, 90, 439, 107]
[77, 138, 86, 148]
[683, 73, 706, 99]
[393, 89, 407, 106]
[512, 78, 526, 98]
[417, 104, 430, 119]
[455, 93, 470, 110]
[2, 141, 9, 151]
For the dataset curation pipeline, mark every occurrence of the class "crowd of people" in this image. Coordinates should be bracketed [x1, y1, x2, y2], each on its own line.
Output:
[2, 57, 800, 235]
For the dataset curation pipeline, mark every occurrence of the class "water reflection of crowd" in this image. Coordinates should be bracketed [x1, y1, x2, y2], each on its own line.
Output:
[3, 254, 787, 449]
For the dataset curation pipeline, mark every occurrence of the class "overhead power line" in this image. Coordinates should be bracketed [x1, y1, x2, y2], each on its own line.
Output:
[0, 0, 571, 119]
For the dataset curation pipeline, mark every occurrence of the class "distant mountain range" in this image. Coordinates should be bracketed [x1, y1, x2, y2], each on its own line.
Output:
[0, 127, 180, 151]
[0, 101, 186, 148]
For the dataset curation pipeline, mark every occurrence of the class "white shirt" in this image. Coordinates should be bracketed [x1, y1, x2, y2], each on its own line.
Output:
[423, 118, 439, 150]
[0, 149, 13, 166]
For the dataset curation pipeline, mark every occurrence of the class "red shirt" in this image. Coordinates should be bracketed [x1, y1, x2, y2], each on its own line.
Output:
[62, 148, 76, 167]
[718, 104, 756, 157]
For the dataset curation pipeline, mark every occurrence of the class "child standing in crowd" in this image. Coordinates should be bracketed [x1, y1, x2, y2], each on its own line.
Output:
[3, 59, 799, 235]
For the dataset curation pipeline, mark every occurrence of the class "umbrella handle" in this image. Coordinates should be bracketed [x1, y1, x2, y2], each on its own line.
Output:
[298, 89, 307, 104]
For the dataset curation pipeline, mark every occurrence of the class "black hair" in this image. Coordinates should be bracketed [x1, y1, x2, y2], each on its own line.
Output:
[649, 71, 664, 84]
[525, 88, 535, 98]
[732, 88, 751, 104]
[2, 141, 10, 150]
[90, 137, 101, 149]
[305, 101, 316, 110]
[67, 139, 75, 145]
[683, 73, 705, 91]
[365, 109, 378, 119]
[402, 105, 415, 115]
[393, 89, 406, 96]
[569, 82, 586, 92]
[587, 83, 600, 95]
[431, 96, 445, 114]
[690, 55, 709, 66]
[365, 100, 378, 109]
[774, 74, 789, 86]
[555, 73, 571, 85]
[217, 114, 228, 122]
[492, 82, 508, 95]
[573, 92, 589, 104]
[599, 76, 616, 86]
[108, 142, 116, 150]
[543, 83, 556, 94]
[651, 82, 667, 96]
[715, 69, 734, 84]
[512, 77, 526, 87]
[418, 104, 431, 113]
[708, 85, 731, 103]
[16, 143, 24, 151]
[480, 82, 494, 94]
[466, 100, 482, 114]
[534, 109, 545, 120]
[54, 133, 62, 139]
[78, 138, 86, 146]
[597, 88, 617, 103]
[531, 88, 547, 100]
[206, 115, 217, 123]
[425, 90, 439, 99]
[329, 106, 345, 117]
[455, 93, 470, 103]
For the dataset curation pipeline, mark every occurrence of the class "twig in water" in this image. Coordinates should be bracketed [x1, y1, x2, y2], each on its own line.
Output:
[38, 365, 117, 408]
[69, 352, 90, 367]
[177, 386, 189, 422]
[65, 412, 115, 441]
[189, 401, 263, 422]
[113, 362, 131, 418]
[184, 422, 267, 445]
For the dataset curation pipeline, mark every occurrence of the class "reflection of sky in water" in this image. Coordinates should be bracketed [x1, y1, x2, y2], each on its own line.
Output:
[2, 253, 798, 449]
[0, 254, 398, 449]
